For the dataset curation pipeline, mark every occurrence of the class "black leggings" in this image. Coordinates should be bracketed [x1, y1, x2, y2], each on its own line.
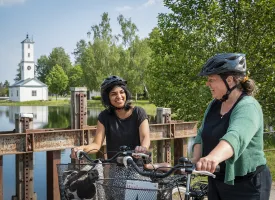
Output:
[207, 166, 272, 200]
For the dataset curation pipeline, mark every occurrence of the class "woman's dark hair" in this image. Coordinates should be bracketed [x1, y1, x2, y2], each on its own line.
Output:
[219, 72, 256, 96]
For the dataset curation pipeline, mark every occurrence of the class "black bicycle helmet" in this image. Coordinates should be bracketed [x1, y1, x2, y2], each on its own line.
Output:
[199, 53, 247, 102]
[199, 53, 246, 76]
[101, 75, 127, 92]
[100, 75, 131, 111]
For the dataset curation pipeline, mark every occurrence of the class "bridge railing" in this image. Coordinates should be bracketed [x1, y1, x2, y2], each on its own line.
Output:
[0, 87, 198, 200]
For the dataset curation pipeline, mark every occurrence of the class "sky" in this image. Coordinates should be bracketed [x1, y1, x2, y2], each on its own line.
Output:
[0, 0, 169, 84]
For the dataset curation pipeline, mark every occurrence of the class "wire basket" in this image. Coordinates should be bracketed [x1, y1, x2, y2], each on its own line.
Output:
[96, 178, 175, 200]
[57, 162, 104, 200]
[57, 162, 153, 200]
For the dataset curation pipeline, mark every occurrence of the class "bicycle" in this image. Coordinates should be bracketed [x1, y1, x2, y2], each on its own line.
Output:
[57, 146, 213, 200]
[57, 146, 162, 200]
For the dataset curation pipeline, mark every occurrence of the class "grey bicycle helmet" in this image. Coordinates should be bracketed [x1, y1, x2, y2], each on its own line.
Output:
[200, 53, 247, 102]
[199, 53, 246, 76]
[100, 75, 131, 111]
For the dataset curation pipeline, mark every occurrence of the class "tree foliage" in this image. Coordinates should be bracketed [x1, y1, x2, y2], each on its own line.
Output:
[14, 64, 21, 82]
[78, 13, 152, 97]
[0, 80, 9, 96]
[45, 65, 68, 99]
[36, 47, 72, 84]
[147, 0, 275, 125]
[67, 65, 84, 88]
[36, 55, 50, 83]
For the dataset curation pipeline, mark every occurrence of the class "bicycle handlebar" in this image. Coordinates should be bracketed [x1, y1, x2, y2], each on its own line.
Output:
[77, 148, 150, 163]
[121, 156, 217, 179]
[77, 146, 217, 179]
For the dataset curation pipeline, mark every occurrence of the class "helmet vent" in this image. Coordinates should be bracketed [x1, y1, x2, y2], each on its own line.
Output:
[226, 56, 238, 60]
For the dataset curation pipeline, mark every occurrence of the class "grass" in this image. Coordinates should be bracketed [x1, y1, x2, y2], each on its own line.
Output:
[0, 99, 70, 106]
[265, 152, 275, 180]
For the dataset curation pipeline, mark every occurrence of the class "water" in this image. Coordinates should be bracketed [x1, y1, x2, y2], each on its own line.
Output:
[0, 105, 102, 200]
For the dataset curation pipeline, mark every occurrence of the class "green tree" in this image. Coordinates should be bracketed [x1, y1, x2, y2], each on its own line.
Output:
[76, 12, 152, 97]
[73, 40, 87, 65]
[45, 65, 68, 100]
[48, 47, 72, 74]
[36, 55, 50, 83]
[148, 0, 275, 123]
[80, 12, 120, 91]
[14, 64, 21, 82]
[68, 65, 84, 88]
[117, 15, 151, 99]
[88, 12, 113, 43]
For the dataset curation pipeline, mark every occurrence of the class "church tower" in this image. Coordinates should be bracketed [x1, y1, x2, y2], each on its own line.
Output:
[20, 34, 35, 80]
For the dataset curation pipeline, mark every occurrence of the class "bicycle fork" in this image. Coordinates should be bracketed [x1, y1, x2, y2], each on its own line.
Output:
[184, 174, 192, 200]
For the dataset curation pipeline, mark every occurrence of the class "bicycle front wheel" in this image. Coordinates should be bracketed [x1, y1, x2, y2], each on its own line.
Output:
[171, 185, 208, 200]
[171, 185, 186, 200]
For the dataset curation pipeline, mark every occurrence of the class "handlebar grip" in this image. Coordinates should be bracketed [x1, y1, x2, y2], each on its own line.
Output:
[215, 165, 220, 173]
[77, 150, 85, 159]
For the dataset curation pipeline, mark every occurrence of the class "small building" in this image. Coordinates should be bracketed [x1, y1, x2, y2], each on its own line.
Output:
[9, 35, 48, 101]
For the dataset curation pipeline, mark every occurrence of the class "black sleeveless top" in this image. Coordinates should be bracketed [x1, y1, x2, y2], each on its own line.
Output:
[201, 94, 246, 175]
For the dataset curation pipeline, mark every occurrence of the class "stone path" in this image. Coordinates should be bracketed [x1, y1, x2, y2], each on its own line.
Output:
[270, 182, 275, 200]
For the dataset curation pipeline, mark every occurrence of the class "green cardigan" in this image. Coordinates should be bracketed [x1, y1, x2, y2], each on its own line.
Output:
[194, 96, 266, 185]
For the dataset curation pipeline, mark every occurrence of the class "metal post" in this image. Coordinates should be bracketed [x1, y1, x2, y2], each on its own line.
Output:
[12, 113, 37, 200]
[156, 108, 171, 163]
[70, 87, 89, 157]
[46, 151, 61, 200]
[0, 155, 3, 200]
[70, 87, 87, 129]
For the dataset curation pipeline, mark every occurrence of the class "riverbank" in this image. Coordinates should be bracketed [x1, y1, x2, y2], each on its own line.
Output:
[0, 99, 157, 116]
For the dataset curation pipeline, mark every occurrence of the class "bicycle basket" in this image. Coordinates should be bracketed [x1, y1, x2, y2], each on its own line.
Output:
[57, 161, 105, 200]
[57, 162, 152, 200]
[96, 178, 175, 200]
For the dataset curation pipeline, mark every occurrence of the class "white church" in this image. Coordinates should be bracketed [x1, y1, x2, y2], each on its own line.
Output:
[9, 35, 48, 102]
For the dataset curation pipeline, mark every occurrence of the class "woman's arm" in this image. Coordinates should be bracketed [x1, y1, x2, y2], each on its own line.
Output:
[136, 119, 150, 152]
[196, 140, 234, 173]
[192, 143, 202, 164]
[71, 120, 106, 157]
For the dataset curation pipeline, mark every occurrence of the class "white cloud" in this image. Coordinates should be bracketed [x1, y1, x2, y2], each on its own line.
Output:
[142, 0, 162, 7]
[0, 0, 26, 6]
[115, 5, 133, 12]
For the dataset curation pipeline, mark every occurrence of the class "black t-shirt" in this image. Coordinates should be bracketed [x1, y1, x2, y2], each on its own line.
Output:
[98, 106, 148, 158]
[201, 94, 246, 174]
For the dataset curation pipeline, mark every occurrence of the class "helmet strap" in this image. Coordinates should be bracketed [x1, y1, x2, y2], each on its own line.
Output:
[219, 77, 238, 102]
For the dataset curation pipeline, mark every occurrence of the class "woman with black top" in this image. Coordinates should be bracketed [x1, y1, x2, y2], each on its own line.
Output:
[71, 75, 150, 159]
[192, 53, 272, 200]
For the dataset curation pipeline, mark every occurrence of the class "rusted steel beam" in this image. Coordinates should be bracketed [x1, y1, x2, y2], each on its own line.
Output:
[174, 138, 188, 164]
[0, 156, 3, 200]
[0, 122, 197, 155]
[47, 151, 61, 200]
[12, 115, 37, 200]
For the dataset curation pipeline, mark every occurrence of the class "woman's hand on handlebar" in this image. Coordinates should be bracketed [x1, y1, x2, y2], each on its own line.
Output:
[70, 147, 83, 159]
[196, 156, 220, 174]
[134, 146, 148, 153]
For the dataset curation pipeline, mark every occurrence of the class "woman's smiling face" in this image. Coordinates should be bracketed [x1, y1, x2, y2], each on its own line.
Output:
[108, 86, 126, 108]
[205, 74, 227, 99]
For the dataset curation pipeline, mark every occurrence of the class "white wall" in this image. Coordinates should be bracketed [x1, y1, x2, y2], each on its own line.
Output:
[22, 42, 34, 62]
[9, 86, 48, 102]
[19, 87, 48, 101]
[9, 88, 20, 101]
